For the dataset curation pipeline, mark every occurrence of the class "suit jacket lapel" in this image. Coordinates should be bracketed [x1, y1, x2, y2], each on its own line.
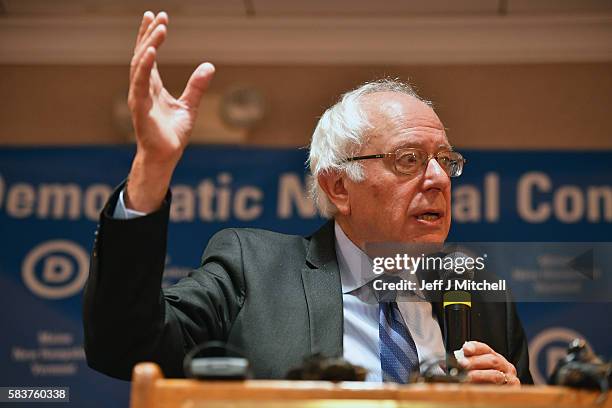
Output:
[301, 221, 343, 358]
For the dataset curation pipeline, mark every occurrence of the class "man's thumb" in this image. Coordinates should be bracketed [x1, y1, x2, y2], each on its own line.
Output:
[180, 62, 215, 110]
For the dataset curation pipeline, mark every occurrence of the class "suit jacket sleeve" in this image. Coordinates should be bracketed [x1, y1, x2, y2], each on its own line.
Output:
[506, 299, 533, 384]
[82, 184, 246, 380]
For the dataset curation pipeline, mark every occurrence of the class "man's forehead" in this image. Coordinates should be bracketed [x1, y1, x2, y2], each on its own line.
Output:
[363, 91, 432, 114]
[363, 92, 443, 125]
[362, 92, 448, 148]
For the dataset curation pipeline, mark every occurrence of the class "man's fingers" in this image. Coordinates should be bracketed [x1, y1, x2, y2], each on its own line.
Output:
[142, 24, 167, 60]
[179, 63, 216, 111]
[462, 341, 495, 357]
[459, 341, 518, 377]
[130, 46, 156, 104]
[131, 12, 168, 81]
[130, 24, 167, 83]
[458, 353, 514, 373]
[466, 369, 515, 385]
[507, 374, 521, 385]
[137, 11, 168, 52]
[134, 11, 155, 51]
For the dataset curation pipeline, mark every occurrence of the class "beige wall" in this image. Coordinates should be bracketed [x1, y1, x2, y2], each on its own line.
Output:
[1, 63, 611, 149]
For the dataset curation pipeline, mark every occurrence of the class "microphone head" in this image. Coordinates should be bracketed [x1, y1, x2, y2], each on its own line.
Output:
[438, 251, 476, 281]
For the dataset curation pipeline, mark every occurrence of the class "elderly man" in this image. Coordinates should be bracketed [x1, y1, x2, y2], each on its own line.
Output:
[83, 11, 532, 385]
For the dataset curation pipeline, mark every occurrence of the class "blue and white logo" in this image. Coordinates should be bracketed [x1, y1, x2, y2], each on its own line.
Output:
[21, 240, 89, 299]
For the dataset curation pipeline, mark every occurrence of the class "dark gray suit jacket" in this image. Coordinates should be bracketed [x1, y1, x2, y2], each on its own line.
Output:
[83, 185, 533, 383]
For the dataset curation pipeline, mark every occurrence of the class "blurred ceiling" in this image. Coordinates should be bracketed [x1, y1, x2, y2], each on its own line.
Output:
[1, 0, 611, 64]
[2, 0, 612, 17]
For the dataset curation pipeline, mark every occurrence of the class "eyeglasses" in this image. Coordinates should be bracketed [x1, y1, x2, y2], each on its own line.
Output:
[343, 148, 466, 177]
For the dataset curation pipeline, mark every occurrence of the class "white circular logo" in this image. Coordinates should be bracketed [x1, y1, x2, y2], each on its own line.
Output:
[22, 240, 89, 299]
[528, 327, 590, 384]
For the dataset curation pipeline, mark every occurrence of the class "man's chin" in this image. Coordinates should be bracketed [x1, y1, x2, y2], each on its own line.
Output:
[412, 235, 446, 244]
[399, 228, 448, 244]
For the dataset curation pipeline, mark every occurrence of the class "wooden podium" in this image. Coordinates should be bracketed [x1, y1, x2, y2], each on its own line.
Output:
[130, 362, 610, 408]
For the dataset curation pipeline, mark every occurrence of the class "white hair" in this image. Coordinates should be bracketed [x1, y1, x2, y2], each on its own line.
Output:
[307, 78, 430, 218]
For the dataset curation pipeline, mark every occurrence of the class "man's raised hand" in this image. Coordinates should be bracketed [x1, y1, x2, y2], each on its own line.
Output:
[126, 11, 215, 213]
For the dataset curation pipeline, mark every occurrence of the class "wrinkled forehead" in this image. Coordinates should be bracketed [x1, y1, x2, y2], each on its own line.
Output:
[361, 92, 449, 151]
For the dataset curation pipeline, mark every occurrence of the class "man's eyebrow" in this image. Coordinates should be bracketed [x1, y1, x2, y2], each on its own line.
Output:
[390, 142, 454, 151]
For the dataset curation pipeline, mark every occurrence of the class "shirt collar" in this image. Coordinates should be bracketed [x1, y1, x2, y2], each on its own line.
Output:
[334, 222, 378, 294]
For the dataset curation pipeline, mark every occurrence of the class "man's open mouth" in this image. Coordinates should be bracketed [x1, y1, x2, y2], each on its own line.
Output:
[415, 211, 443, 222]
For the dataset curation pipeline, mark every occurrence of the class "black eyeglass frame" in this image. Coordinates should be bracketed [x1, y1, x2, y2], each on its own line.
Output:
[343, 148, 467, 178]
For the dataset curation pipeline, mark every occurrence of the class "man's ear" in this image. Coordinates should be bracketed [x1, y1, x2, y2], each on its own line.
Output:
[317, 171, 350, 215]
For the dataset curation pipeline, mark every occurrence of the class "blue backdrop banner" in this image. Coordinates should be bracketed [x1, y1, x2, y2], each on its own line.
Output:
[1, 146, 610, 405]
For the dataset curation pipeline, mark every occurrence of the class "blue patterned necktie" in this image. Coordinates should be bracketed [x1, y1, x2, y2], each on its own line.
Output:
[379, 301, 420, 383]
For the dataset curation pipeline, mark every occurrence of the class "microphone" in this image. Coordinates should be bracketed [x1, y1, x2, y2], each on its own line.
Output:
[439, 252, 475, 358]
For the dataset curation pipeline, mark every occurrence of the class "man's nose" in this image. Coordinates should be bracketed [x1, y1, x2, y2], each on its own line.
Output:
[422, 157, 450, 190]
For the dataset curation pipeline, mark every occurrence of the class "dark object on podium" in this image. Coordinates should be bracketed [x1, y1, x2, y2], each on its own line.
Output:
[410, 356, 468, 384]
[549, 338, 611, 397]
[183, 341, 251, 380]
[285, 353, 367, 381]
